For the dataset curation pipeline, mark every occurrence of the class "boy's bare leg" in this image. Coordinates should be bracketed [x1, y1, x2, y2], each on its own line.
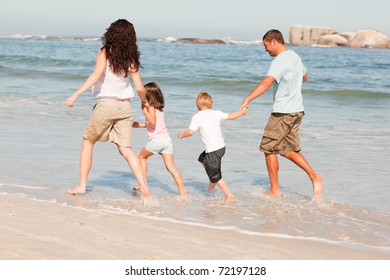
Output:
[216, 179, 235, 204]
[283, 151, 323, 198]
[133, 148, 153, 191]
[265, 153, 281, 197]
[118, 146, 151, 198]
[208, 182, 216, 192]
[162, 153, 187, 197]
[67, 139, 94, 195]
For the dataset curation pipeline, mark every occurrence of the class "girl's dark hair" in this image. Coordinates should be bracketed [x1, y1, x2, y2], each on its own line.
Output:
[102, 19, 141, 77]
[144, 82, 164, 111]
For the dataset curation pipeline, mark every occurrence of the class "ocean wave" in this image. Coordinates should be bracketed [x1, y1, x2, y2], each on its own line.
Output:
[305, 88, 390, 98]
[0, 34, 100, 42]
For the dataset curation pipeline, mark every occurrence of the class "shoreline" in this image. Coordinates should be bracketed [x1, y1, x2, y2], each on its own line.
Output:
[0, 194, 388, 260]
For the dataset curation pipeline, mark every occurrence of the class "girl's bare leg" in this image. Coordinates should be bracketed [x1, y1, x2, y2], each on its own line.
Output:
[133, 148, 153, 191]
[162, 153, 187, 197]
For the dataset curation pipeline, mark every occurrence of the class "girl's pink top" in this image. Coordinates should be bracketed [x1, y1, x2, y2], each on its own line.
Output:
[146, 109, 169, 139]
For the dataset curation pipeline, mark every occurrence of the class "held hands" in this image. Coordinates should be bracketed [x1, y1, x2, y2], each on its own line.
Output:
[240, 99, 249, 111]
[141, 101, 149, 110]
[241, 104, 249, 115]
[132, 122, 145, 128]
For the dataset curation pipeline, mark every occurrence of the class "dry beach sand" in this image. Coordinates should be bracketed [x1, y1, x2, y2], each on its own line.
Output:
[0, 194, 388, 260]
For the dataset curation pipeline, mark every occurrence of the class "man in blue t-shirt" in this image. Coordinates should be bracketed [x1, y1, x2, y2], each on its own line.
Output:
[240, 29, 322, 198]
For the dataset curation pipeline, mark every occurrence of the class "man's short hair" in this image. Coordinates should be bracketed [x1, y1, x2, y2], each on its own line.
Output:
[263, 29, 285, 45]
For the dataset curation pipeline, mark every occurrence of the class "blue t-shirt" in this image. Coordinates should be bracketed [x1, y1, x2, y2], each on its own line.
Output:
[266, 50, 306, 113]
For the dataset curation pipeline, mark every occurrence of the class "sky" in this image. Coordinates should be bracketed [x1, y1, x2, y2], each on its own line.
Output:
[1, 0, 389, 40]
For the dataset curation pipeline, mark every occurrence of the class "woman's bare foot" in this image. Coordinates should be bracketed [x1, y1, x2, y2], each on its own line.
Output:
[179, 189, 188, 198]
[141, 189, 152, 199]
[67, 184, 86, 195]
[132, 186, 141, 191]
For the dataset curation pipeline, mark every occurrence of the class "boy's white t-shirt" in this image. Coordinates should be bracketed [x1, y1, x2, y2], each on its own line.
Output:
[189, 109, 228, 153]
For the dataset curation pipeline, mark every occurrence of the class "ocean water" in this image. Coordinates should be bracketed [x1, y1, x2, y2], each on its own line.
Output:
[0, 35, 389, 256]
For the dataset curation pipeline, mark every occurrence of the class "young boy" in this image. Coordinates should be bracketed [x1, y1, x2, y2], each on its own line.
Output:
[178, 92, 248, 203]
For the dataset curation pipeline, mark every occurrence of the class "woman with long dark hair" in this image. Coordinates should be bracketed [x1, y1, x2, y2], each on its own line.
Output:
[65, 19, 151, 199]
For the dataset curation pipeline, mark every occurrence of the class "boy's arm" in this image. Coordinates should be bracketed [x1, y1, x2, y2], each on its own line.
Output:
[177, 129, 194, 139]
[227, 106, 248, 120]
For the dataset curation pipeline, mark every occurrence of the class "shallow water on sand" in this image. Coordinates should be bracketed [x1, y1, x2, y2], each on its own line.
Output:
[0, 36, 389, 255]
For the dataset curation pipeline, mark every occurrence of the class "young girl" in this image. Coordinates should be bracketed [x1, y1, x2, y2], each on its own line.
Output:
[133, 82, 187, 198]
[65, 19, 151, 199]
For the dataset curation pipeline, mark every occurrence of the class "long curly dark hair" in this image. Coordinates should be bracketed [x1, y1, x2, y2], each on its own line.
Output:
[101, 19, 141, 77]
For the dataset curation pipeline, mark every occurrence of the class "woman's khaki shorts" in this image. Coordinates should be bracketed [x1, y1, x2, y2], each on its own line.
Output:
[260, 112, 304, 155]
[83, 100, 133, 148]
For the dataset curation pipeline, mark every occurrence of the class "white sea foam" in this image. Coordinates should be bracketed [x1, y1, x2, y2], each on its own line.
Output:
[0, 183, 49, 190]
[222, 37, 262, 45]
[157, 37, 177, 43]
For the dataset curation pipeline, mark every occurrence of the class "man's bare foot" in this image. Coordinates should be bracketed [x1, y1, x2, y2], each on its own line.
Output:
[267, 190, 281, 197]
[67, 184, 86, 195]
[224, 196, 235, 204]
[132, 186, 141, 191]
[312, 174, 323, 198]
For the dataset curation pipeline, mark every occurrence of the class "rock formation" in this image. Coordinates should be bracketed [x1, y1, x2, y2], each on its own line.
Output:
[317, 34, 349, 47]
[175, 38, 226, 44]
[289, 25, 390, 49]
[349, 29, 389, 48]
[289, 25, 337, 46]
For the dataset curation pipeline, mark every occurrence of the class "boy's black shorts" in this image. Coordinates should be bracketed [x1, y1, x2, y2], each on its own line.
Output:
[198, 147, 226, 183]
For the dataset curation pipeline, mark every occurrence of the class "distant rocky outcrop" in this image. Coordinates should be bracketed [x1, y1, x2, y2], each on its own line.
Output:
[289, 25, 337, 46]
[289, 25, 390, 49]
[175, 38, 226, 44]
[317, 34, 348, 47]
[349, 29, 389, 48]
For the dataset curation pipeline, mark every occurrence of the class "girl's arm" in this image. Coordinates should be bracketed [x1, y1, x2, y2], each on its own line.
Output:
[142, 105, 156, 126]
[65, 48, 107, 107]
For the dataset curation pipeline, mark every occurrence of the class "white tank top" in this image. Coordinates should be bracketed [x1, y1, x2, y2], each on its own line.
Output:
[92, 63, 135, 100]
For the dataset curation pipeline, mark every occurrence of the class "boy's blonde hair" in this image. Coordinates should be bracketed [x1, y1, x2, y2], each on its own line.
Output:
[196, 92, 213, 110]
